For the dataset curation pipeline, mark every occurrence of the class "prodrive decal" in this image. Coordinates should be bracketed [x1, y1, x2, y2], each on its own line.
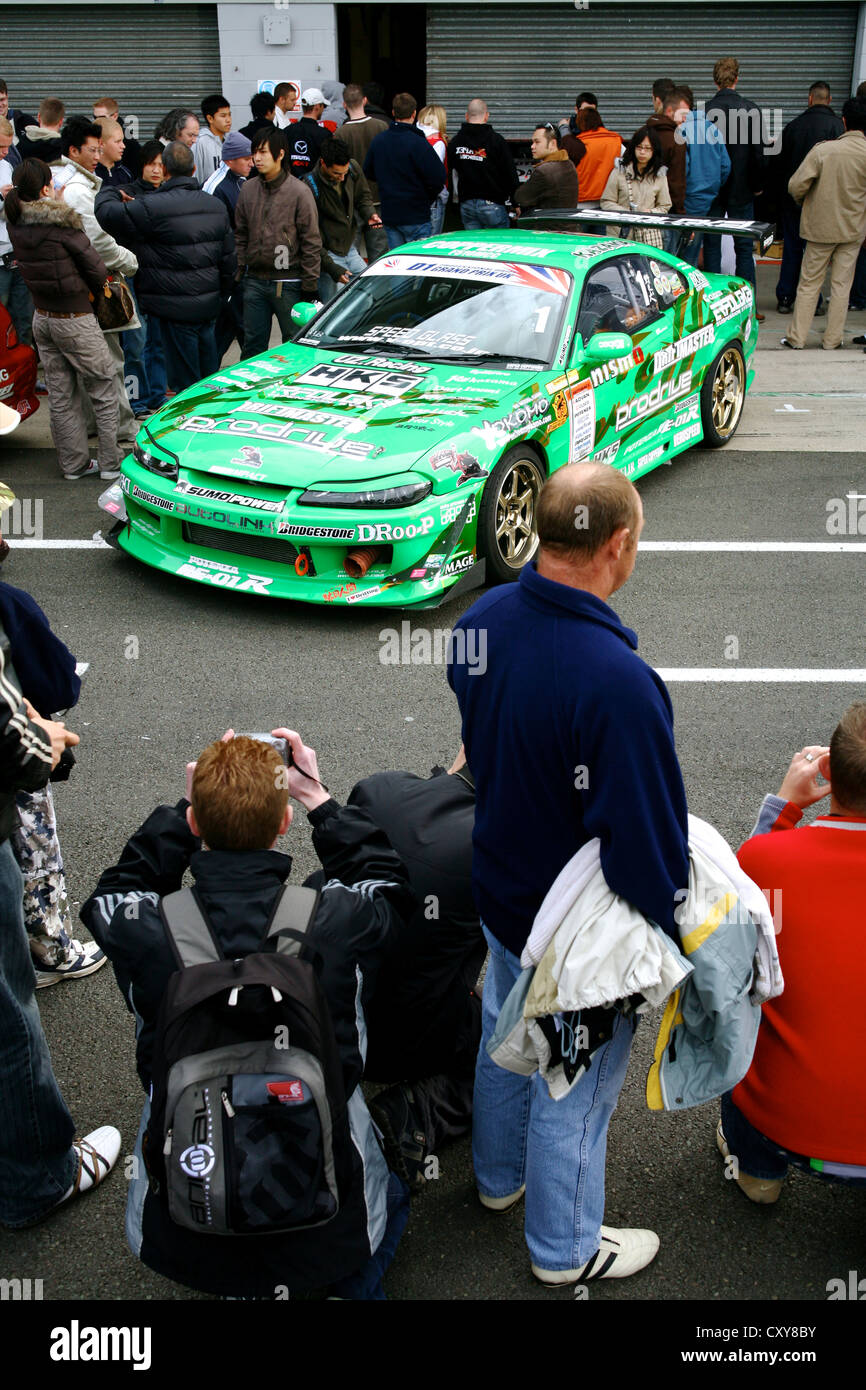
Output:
[615, 371, 693, 432]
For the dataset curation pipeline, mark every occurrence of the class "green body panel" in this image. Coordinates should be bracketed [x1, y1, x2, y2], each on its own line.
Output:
[110, 230, 757, 606]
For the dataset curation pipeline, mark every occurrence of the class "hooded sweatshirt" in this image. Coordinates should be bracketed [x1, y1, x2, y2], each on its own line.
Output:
[447, 121, 518, 205]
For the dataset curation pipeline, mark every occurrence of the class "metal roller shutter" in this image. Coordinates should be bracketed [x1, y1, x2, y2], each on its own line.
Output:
[2, 4, 221, 141]
[427, 2, 858, 140]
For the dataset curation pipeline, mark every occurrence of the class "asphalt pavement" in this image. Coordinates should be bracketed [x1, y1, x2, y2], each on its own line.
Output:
[1, 285, 865, 1315]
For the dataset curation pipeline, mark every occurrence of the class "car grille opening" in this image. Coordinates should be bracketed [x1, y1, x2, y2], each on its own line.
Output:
[183, 522, 299, 567]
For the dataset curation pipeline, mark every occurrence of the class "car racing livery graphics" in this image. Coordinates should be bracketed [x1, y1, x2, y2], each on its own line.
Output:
[99, 228, 756, 606]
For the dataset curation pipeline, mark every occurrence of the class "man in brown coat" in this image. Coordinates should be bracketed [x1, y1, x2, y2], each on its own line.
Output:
[782, 97, 866, 352]
[647, 86, 689, 215]
[514, 124, 578, 213]
[235, 127, 322, 359]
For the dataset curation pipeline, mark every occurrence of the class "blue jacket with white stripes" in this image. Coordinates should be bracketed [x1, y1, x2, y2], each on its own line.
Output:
[80, 795, 416, 1296]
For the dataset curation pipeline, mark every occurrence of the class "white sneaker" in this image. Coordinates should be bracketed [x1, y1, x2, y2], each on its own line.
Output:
[65, 460, 99, 481]
[99, 468, 121, 481]
[478, 1184, 525, 1213]
[34, 939, 108, 988]
[532, 1225, 660, 1284]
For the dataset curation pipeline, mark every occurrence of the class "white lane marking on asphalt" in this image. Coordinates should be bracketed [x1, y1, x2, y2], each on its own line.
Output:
[774, 404, 810, 412]
[641, 541, 866, 552]
[658, 669, 866, 682]
[11, 539, 110, 548]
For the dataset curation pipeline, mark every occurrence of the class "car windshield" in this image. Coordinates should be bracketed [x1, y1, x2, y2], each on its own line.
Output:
[300, 255, 571, 368]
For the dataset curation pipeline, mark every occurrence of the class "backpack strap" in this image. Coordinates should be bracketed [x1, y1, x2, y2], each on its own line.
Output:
[265, 883, 320, 958]
[160, 888, 223, 969]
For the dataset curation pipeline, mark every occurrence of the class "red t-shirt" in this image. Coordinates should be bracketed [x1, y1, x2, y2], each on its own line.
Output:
[733, 806, 866, 1163]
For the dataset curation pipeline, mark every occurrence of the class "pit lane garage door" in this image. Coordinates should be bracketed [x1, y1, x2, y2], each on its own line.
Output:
[2, 3, 221, 144]
[427, 1, 858, 140]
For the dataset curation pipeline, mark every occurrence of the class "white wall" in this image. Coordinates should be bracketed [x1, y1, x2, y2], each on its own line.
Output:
[217, 3, 338, 120]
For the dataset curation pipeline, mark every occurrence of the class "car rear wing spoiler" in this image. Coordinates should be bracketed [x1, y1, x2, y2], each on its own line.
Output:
[519, 208, 776, 255]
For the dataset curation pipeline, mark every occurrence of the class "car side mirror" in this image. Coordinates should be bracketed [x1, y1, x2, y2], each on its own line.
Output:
[290, 302, 318, 328]
[583, 331, 634, 362]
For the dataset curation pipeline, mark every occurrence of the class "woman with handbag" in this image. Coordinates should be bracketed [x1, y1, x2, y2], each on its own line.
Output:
[5, 158, 120, 480]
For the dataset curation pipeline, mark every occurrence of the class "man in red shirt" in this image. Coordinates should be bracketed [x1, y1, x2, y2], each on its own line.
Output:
[718, 702, 866, 1202]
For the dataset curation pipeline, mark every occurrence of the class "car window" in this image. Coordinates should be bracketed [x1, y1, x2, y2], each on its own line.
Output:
[576, 257, 661, 343]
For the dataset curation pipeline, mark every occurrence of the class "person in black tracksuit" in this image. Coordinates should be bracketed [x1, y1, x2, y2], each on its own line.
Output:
[81, 730, 417, 1299]
[344, 756, 485, 1185]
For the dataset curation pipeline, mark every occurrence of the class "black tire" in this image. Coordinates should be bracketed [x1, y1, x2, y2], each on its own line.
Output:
[700, 341, 746, 447]
[477, 446, 546, 584]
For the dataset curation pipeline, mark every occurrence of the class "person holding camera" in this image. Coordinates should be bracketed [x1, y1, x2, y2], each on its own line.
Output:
[81, 729, 417, 1299]
[0, 605, 120, 1228]
[717, 707, 866, 1201]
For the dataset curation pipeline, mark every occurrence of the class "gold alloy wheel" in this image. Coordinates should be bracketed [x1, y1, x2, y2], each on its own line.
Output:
[711, 347, 745, 438]
[494, 457, 545, 568]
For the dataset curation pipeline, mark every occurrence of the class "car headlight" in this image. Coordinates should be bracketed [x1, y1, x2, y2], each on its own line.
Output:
[132, 440, 178, 481]
[297, 481, 432, 509]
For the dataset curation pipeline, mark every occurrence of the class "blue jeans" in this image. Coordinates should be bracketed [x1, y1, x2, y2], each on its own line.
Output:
[429, 197, 447, 236]
[461, 199, 510, 230]
[318, 244, 367, 305]
[474, 925, 636, 1270]
[141, 312, 167, 410]
[385, 221, 432, 249]
[721, 1093, 866, 1186]
[157, 317, 218, 393]
[0, 839, 76, 1226]
[0, 264, 34, 347]
[121, 287, 153, 416]
[702, 199, 756, 286]
[242, 276, 303, 360]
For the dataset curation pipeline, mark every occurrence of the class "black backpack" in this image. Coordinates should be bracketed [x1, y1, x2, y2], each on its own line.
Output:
[143, 883, 354, 1237]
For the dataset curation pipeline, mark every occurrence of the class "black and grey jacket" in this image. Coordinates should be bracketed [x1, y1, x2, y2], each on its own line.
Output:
[0, 617, 53, 843]
[81, 795, 416, 1297]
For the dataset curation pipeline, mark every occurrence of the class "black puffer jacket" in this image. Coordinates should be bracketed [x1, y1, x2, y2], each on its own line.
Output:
[94, 175, 236, 323]
[7, 198, 108, 314]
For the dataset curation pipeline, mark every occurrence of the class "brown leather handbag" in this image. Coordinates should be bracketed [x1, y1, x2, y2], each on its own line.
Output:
[92, 275, 136, 331]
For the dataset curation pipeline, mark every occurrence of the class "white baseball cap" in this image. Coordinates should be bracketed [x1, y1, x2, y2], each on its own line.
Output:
[301, 87, 327, 107]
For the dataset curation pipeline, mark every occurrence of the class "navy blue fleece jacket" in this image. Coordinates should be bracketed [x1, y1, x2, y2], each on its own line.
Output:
[447, 563, 689, 954]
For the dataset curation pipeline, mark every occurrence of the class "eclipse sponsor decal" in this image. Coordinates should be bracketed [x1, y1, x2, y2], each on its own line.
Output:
[615, 371, 693, 432]
[173, 480, 284, 513]
[652, 325, 715, 375]
[590, 346, 644, 388]
[278, 522, 356, 540]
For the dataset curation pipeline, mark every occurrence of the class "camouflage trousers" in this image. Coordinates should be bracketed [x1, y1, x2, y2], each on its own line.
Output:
[12, 785, 73, 969]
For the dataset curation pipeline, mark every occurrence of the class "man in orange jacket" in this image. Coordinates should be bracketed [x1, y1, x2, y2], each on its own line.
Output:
[573, 109, 622, 205]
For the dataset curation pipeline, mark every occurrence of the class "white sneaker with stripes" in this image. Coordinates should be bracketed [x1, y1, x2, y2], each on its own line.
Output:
[532, 1226, 660, 1284]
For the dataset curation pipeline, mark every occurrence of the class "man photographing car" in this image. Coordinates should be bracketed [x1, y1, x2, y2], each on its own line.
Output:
[81, 727, 416, 1299]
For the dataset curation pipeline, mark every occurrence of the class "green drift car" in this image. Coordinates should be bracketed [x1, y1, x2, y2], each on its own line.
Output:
[99, 226, 757, 607]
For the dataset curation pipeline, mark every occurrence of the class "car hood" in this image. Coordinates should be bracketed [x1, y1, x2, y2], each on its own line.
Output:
[139, 347, 539, 489]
